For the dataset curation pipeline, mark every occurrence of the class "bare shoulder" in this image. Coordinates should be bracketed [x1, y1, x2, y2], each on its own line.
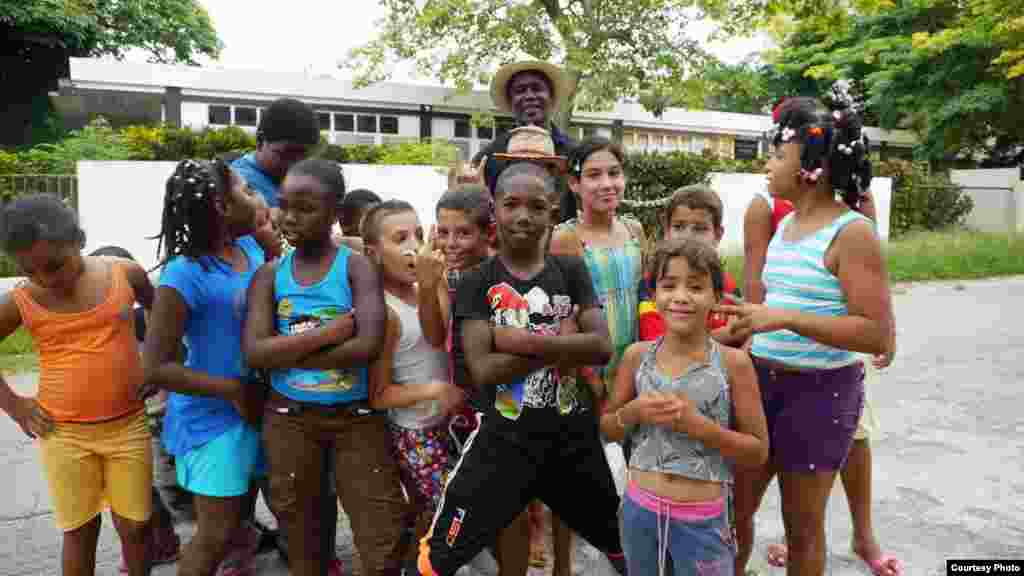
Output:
[720, 344, 754, 376]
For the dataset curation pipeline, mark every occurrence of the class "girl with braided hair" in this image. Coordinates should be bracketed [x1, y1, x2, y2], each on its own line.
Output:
[718, 96, 895, 576]
[142, 159, 268, 576]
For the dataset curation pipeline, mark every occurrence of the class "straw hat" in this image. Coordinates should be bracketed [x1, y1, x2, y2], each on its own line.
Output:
[490, 61, 575, 115]
[491, 126, 569, 174]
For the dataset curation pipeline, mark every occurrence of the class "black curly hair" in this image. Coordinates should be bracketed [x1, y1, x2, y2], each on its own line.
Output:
[770, 96, 873, 210]
[152, 158, 233, 269]
[0, 193, 86, 254]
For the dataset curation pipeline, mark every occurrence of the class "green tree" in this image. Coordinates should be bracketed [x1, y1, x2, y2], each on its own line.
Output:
[0, 0, 222, 148]
[344, 0, 767, 126]
[769, 0, 1024, 164]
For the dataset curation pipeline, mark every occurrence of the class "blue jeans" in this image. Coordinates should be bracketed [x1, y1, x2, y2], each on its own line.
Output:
[620, 489, 735, 576]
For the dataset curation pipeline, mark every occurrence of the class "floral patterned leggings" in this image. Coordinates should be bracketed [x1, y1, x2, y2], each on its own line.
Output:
[388, 422, 459, 512]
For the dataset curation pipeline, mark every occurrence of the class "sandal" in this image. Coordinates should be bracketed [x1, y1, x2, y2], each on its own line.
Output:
[856, 551, 904, 576]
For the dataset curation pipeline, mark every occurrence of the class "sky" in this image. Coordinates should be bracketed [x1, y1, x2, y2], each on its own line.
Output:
[159, 0, 773, 86]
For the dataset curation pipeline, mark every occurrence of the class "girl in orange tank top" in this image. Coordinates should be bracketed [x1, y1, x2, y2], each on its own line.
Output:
[0, 194, 155, 576]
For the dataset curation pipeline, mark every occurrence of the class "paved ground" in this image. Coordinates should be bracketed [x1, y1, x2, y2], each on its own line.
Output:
[1, 276, 1023, 575]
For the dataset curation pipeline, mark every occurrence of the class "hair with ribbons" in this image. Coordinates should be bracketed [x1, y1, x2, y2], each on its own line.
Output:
[768, 81, 873, 209]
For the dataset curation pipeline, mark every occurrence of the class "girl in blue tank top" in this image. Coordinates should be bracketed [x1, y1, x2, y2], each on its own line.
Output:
[717, 95, 896, 576]
[243, 159, 410, 575]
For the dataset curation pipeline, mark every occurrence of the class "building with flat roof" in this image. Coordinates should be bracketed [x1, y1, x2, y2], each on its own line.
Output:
[52, 57, 917, 162]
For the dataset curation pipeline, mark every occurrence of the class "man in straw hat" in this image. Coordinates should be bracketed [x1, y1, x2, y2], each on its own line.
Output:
[477, 61, 580, 223]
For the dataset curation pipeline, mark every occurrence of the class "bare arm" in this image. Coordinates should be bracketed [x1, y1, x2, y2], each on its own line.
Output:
[787, 220, 892, 354]
[417, 272, 448, 350]
[244, 262, 351, 370]
[462, 319, 548, 392]
[295, 253, 386, 370]
[743, 196, 773, 305]
[0, 294, 52, 438]
[599, 342, 643, 443]
[492, 306, 612, 368]
[858, 188, 878, 222]
[725, 220, 892, 355]
[547, 227, 580, 259]
[122, 260, 155, 310]
[142, 286, 241, 399]
[675, 347, 768, 468]
[370, 308, 444, 409]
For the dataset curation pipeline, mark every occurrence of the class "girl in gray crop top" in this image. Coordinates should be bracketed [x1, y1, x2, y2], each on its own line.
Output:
[598, 238, 768, 576]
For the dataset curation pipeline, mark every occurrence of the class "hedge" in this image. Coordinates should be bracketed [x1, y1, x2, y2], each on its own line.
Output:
[2, 119, 973, 238]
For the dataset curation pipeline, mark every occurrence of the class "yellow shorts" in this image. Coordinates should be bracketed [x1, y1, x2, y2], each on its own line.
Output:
[38, 409, 153, 531]
[854, 359, 881, 441]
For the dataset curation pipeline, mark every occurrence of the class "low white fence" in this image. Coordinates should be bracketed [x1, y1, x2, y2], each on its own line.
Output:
[950, 168, 1023, 235]
[0, 162, 892, 290]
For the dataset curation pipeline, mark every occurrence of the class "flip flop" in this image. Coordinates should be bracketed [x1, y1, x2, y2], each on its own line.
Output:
[858, 552, 903, 576]
[766, 543, 787, 567]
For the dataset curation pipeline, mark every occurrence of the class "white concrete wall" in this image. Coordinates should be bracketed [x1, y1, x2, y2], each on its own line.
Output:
[708, 173, 892, 256]
[75, 161, 451, 272]
[431, 118, 455, 139]
[180, 102, 207, 129]
[398, 115, 420, 138]
[950, 168, 1023, 235]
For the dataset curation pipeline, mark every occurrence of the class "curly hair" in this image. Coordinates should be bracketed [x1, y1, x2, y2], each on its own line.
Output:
[647, 237, 724, 299]
[770, 96, 873, 209]
[0, 193, 86, 254]
[436, 183, 494, 232]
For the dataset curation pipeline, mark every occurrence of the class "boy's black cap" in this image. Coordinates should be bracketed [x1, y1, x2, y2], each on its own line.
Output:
[258, 98, 319, 145]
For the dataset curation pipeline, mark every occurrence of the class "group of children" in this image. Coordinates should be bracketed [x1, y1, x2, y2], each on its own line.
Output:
[0, 93, 896, 576]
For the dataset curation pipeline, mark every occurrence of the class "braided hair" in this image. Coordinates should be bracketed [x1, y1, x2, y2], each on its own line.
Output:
[769, 88, 873, 210]
[152, 159, 232, 269]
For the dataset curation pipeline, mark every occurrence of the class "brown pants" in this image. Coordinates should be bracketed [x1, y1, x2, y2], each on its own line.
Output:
[263, 391, 412, 576]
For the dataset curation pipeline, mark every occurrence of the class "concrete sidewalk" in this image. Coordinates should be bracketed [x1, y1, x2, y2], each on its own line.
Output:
[1, 276, 1023, 575]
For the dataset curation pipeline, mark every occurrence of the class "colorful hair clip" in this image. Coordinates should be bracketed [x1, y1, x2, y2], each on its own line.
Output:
[780, 127, 796, 143]
[808, 126, 824, 137]
[799, 167, 823, 183]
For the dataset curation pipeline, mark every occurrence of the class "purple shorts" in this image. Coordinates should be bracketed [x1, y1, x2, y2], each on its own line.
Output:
[753, 358, 864, 473]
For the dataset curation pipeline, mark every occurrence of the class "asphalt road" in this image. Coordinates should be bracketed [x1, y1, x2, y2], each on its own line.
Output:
[1, 276, 1022, 575]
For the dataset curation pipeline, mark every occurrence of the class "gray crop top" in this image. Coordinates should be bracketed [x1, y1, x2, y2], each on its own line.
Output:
[627, 337, 733, 484]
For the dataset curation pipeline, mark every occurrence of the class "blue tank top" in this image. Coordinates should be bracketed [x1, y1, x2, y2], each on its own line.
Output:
[270, 246, 369, 404]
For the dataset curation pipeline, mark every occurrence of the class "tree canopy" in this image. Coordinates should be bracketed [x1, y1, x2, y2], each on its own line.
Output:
[1, 0, 222, 148]
[344, 0, 767, 125]
[767, 0, 1024, 163]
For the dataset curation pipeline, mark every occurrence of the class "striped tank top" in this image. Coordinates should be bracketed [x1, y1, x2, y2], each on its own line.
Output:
[751, 210, 867, 369]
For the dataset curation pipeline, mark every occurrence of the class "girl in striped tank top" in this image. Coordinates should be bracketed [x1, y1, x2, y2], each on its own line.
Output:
[718, 96, 895, 576]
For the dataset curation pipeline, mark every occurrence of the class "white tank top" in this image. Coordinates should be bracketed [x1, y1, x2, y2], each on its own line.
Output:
[384, 292, 450, 429]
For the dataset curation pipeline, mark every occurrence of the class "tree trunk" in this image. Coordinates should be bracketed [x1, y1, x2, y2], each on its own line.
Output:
[0, 30, 70, 148]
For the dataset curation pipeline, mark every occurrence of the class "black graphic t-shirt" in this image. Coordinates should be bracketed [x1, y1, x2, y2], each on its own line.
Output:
[453, 254, 600, 420]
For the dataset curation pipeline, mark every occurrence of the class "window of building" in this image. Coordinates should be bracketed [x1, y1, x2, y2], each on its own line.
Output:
[477, 124, 494, 140]
[209, 105, 231, 125]
[335, 113, 354, 132]
[380, 115, 399, 134]
[234, 107, 258, 127]
[734, 139, 759, 160]
[454, 119, 471, 139]
[318, 112, 332, 131]
[357, 115, 377, 133]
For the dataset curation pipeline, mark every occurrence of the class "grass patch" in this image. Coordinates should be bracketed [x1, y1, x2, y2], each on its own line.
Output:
[0, 327, 37, 373]
[723, 230, 1024, 288]
[884, 230, 1024, 282]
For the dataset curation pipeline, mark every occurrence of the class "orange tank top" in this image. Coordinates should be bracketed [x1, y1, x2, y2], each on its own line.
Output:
[11, 262, 145, 423]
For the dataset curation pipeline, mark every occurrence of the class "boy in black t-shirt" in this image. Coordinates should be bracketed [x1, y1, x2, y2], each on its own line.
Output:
[409, 162, 627, 576]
